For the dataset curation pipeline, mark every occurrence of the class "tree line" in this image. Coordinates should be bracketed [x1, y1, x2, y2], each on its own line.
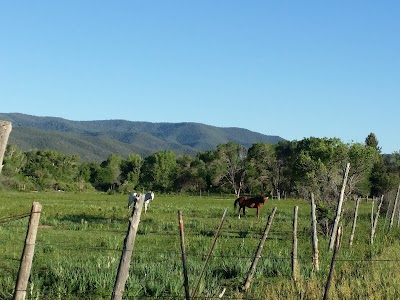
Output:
[1, 133, 399, 202]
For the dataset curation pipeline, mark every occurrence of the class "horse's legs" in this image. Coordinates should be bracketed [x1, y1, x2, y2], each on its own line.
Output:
[237, 207, 245, 218]
[144, 201, 148, 214]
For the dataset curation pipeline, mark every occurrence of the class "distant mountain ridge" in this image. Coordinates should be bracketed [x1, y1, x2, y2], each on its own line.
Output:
[0, 113, 285, 162]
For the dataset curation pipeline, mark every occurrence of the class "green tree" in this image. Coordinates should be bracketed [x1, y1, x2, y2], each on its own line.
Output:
[141, 150, 177, 192]
[3, 144, 27, 177]
[78, 163, 92, 183]
[291, 137, 348, 202]
[365, 133, 396, 196]
[23, 149, 80, 190]
[175, 155, 207, 193]
[197, 150, 217, 192]
[1, 144, 31, 190]
[77, 162, 93, 192]
[209, 142, 247, 196]
[365, 132, 381, 153]
[275, 140, 298, 196]
[99, 154, 123, 191]
[82, 162, 102, 184]
[370, 158, 394, 196]
[385, 151, 400, 179]
[120, 154, 143, 191]
[246, 143, 276, 196]
[347, 142, 379, 197]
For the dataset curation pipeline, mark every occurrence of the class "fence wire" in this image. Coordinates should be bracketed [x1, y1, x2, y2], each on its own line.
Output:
[0, 213, 30, 224]
[28, 240, 400, 264]
[4, 205, 400, 300]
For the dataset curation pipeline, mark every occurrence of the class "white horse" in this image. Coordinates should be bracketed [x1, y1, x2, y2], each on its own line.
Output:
[128, 191, 155, 214]
[127, 192, 138, 209]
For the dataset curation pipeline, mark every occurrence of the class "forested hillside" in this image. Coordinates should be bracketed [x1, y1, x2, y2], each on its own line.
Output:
[0, 113, 284, 161]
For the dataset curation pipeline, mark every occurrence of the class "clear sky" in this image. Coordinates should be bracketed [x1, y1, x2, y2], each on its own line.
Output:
[1, 1, 399, 154]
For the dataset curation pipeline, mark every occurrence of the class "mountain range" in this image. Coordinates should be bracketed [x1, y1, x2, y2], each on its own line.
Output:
[0, 113, 285, 162]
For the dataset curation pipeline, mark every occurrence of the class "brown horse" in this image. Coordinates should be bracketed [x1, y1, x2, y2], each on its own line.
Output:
[234, 195, 268, 218]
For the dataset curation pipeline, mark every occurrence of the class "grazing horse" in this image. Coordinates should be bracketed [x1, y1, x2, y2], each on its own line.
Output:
[127, 192, 138, 209]
[234, 195, 268, 219]
[128, 191, 155, 213]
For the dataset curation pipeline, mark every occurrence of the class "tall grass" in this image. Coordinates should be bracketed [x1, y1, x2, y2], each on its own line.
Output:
[1, 191, 400, 299]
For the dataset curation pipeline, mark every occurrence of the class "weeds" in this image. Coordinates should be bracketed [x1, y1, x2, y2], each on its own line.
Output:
[1, 191, 400, 299]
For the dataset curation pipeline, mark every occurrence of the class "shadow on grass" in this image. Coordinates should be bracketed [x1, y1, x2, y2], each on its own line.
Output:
[57, 213, 127, 224]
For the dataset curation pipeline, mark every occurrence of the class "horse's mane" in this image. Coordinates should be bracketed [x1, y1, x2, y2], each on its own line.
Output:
[257, 195, 267, 203]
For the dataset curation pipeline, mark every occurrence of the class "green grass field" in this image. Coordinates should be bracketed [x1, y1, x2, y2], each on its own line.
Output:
[1, 191, 400, 299]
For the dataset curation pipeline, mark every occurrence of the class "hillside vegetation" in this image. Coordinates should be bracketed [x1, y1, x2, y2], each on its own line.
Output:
[0, 113, 284, 162]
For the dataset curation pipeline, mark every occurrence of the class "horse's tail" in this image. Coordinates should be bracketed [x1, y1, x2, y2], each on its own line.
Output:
[234, 198, 239, 209]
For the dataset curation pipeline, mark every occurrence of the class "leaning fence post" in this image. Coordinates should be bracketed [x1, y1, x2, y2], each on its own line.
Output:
[0, 120, 12, 175]
[178, 210, 191, 300]
[349, 198, 360, 247]
[111, 194, 144, 300]
[323, 225, 342, 300]
[397, 194, 400, 228]
[389, 184, 400, 229]
[13, 202, 42, 300]
[329, 163, 350, 251]
[371, 195, 384, 245]
[292, 206, 299, 282]
[371, 199, 375, 231]
[192, 209, 227, 298]
[242, 207, 277, 292]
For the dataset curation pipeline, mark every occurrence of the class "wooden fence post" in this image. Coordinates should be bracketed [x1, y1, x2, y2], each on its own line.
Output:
[329, 163, 350, 251]
[323, 225, 342, 300]
[111, 194, 144, 300]
[371, 200, 375, 231]
[371, 195, 384, 245]
[397, 192, 400, 228]
[242, 207, 277, 292]
[292, 206, 299, 282]
[349, 198, 360, 247]
[0, 120, 12, 175]
[310, 193, 319, 271]
[13, 202, 42, 300]
[178, 210, 190, 300]
[192, 209, 227, 298]
[389, 184, 400, 229]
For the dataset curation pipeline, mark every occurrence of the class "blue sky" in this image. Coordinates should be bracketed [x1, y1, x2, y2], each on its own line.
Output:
[1, 1, 399, 154]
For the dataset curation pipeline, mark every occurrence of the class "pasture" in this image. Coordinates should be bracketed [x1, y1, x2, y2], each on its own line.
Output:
[1, 191, 400, 299]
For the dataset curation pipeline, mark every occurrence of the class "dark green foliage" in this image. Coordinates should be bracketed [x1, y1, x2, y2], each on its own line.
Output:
[365, 132, 381, 153]
[315, 200, 335, 236]
[1, 124, 399, 202]
[385, 152, 400, 177]
[175, 155, 207, 193]
[141, 150, 177, 192]
[370, 158, 396, 196]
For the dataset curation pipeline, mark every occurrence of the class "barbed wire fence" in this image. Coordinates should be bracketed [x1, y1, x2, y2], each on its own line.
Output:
[2, 200, 400, 300]
[0, 213, 31, 224]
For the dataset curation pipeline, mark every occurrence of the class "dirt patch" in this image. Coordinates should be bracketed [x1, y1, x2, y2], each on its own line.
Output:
[38, 225, 53, 229]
